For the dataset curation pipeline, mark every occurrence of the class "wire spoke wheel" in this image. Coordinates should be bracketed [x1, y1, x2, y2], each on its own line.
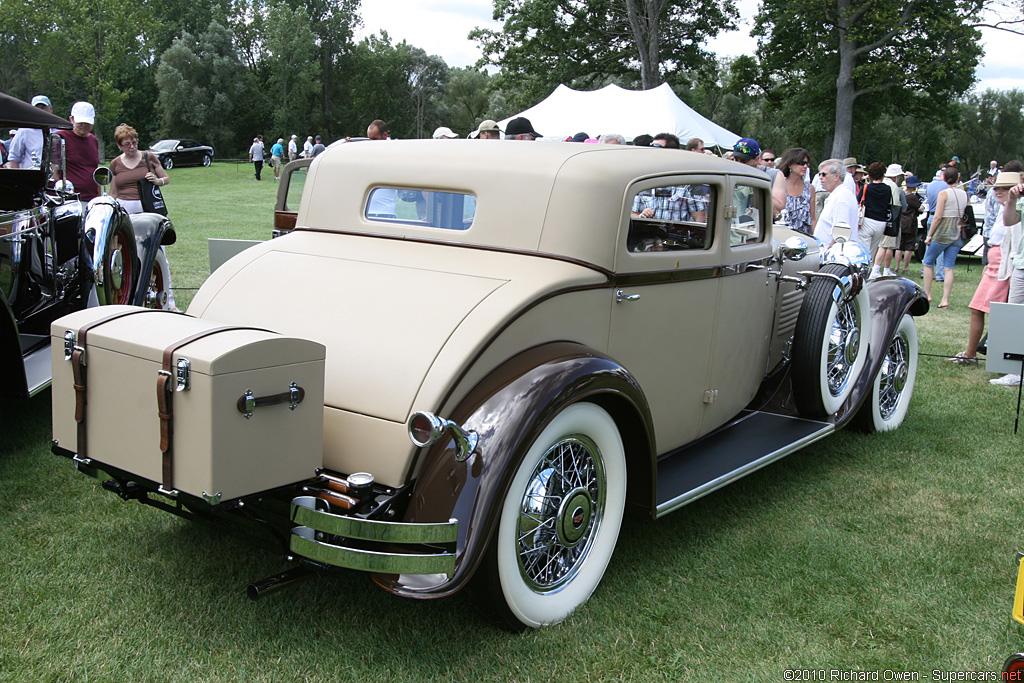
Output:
[516, 435, 605, 592]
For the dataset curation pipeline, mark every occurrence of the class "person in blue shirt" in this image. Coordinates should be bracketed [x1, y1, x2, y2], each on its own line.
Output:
[270, 138, 285, 180]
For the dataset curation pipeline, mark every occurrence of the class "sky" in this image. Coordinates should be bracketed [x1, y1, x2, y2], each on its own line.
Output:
[357, 0, 1024, 94]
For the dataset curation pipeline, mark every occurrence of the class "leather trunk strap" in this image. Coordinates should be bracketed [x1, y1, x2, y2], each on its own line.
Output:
[157, 325, 270, 491]
[73, 308, 165, 459]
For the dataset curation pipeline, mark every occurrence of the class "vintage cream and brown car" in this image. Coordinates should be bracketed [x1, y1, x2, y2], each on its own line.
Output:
[50, 141, 927, 630]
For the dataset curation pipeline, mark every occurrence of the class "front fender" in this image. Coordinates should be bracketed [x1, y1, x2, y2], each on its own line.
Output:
[372, 341, 654, 599]
[0, 290, 27, 397]
[129, 213, 174, 307]
[838, 277, 928, 426]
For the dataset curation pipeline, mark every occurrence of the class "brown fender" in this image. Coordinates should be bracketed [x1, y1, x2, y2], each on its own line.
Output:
[372, 341, 654, 599]
[836, 277, 929, 426]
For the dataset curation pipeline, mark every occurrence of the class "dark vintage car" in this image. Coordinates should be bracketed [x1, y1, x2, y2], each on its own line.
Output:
[148, 139, 214, 170]
[0, 92, 176, 399]
[51, 141, 928, 630]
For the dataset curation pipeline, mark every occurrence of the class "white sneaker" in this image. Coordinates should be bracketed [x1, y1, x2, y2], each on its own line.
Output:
[990, 374, 1022, 386]
[869, 266, 882, 280]
[883, 268, 895, 277]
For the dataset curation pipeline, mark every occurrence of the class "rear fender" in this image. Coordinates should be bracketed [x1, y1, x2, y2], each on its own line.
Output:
[837, 277, 928, 426]
[372, 341, 654, 599]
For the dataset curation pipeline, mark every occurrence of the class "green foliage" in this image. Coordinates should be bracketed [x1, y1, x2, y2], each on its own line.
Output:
[472, 0, 737, 111]
[951, 89, 1024, 170]
[755, 0, 985, 157]
[155, 22, 248, 154]
[440, 68, 501, 137]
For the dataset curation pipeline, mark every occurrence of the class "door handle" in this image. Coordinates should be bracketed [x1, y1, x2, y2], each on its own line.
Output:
[615, 289, 640, 303]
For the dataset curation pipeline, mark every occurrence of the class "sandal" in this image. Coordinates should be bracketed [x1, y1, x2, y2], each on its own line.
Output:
[946, 351, 978, 365]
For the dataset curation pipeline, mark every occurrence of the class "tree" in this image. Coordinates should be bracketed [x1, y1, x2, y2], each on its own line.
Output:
[12, 0, 160, 155]
[407, 48, 449, 138]
[155, 21, 247, 153]
[755, 0, 985, 159]
[263, 3, 321, 135]
[472, 0, 737, 110]
[442, 68, 493, 136]
[952, 89, 1024, 170]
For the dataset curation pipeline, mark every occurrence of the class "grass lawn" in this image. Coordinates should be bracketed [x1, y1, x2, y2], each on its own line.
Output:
[2, 166, 1023, 681]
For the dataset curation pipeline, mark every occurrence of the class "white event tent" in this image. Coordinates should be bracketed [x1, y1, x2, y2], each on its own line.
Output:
[498, 83, 741, 148]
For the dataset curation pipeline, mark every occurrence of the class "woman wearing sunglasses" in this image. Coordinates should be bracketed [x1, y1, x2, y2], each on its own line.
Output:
[771, 148, 815, 235]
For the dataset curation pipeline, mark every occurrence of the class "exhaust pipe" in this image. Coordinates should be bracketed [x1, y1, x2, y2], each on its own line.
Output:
[247, 565, 314, 601]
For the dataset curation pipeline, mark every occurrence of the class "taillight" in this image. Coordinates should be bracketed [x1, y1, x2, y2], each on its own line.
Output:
[408, 411, 443, 447]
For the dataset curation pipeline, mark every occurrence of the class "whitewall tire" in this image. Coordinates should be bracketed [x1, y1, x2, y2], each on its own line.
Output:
[477, 402, 626, 630]
[855, 313, 918, 432]
[792, 264, 872, 418]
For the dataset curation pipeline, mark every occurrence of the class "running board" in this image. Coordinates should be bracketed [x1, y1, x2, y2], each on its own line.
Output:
[655, 411, 834, 518]
[23, 341, 52, 397]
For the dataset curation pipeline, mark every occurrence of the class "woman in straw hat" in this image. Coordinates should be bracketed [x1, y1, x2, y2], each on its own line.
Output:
[946, 171, 1021, 364]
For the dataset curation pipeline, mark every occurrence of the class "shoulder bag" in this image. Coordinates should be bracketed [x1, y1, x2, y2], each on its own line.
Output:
[138, 153, 168, 216]
[950, 190, 974, 241]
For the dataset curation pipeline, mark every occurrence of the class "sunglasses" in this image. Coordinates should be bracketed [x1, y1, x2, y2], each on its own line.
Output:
[762, 157, 775, 163]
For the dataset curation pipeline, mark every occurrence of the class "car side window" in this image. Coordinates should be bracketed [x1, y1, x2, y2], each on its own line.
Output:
[627, 183, 714, 252]
[731, 183, 766, 245]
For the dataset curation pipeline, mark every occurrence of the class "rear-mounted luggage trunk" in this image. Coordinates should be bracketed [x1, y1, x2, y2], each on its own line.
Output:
[51, 306, 326, 502]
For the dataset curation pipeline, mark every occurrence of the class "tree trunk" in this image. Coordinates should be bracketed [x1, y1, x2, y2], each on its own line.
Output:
[831, 0, 857, 159]
[624, 0, 666, 89]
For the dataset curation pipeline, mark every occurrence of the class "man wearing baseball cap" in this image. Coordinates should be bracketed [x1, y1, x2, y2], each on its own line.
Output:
[504, 117, 541, 140]
[432, 126, 459, 139]
[52, 101, 99, 201]
[470, 120, 502, 140]
[6, 95, 53, 169]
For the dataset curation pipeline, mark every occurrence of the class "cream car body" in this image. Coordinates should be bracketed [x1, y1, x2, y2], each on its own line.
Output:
[53, 140, 928, 631]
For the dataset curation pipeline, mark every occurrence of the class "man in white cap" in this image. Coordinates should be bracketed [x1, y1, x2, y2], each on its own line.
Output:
[6, 95, 53, 169]
[52, 101, 99, 201]
[432, 126, 459, 139]
[287, 134, 298, 162]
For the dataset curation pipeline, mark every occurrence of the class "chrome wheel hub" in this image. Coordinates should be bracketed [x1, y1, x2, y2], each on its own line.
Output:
[516, 435, 605, 592]
[556, 487, 593, 548]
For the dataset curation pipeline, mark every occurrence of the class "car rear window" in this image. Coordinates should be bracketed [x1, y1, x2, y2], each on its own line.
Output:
[365, 188, 475, 230]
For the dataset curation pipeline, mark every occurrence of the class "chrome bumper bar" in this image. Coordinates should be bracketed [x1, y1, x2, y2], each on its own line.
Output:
[289, 496, 457, 575]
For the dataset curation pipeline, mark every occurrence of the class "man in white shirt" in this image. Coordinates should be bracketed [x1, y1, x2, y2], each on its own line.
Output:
[6, 95, 52, 169]
[813, 159, 860, 247]
[287, 134, 298, 161]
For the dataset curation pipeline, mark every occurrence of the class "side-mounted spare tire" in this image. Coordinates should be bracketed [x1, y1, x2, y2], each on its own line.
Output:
[791, 263, 871, 418]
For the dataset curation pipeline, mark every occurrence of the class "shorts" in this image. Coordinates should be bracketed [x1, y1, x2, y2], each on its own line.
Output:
[879, 233, 900, 250]
[899, 225, 917, 251]
[922, 237, 963, 270]
[271, 155, 282, 169]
